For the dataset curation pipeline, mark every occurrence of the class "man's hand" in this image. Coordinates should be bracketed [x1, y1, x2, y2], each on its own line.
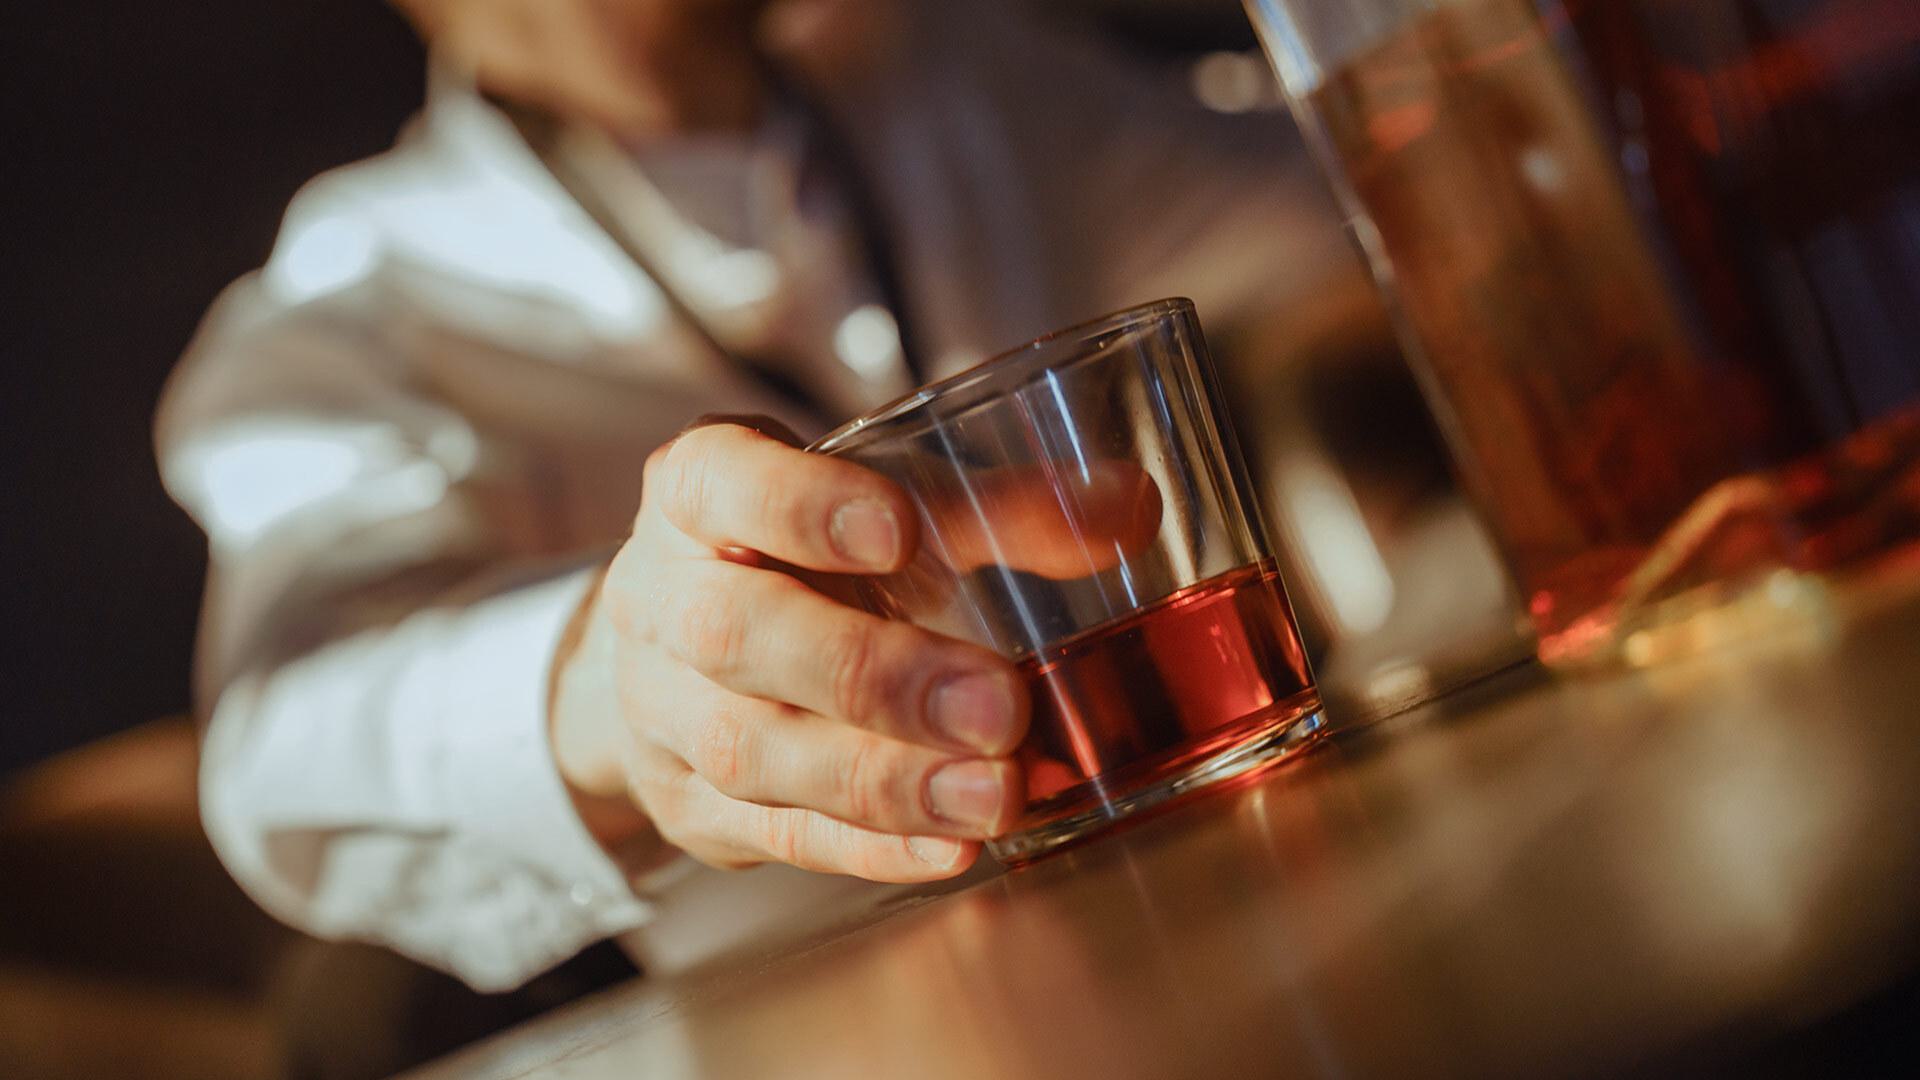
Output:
[393, 0, 770, 136]
[550, 422, 1031, 882]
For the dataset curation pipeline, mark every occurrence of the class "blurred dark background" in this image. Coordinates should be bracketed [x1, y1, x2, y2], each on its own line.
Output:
[0, 0, 1255, 775]
[1, 5, 428, 1076]
[2, 2, 426, 771]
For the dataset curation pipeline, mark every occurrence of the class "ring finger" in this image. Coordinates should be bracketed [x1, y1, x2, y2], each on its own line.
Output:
[654, 669, 1023, 839]
[647, 560, 1027, 756]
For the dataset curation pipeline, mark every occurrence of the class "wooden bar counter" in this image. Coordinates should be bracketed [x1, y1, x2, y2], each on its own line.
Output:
[409, 580, 1920, 1078]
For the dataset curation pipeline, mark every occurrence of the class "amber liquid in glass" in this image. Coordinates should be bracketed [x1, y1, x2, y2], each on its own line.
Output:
[1012, 559, 1319, 832]
[1302, 0, 1920, 662]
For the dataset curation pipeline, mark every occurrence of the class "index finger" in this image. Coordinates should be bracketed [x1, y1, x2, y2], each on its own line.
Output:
[652, 422, 920, 574]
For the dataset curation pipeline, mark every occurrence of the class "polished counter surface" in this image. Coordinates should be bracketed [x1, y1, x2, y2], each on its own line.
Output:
[410, 583, 1920, 1078]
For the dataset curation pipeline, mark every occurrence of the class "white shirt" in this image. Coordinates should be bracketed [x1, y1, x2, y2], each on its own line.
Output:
[157, 0, 1354, 991]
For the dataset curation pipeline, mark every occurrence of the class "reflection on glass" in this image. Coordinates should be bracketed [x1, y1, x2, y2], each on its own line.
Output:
[814, 300, 1323, 860]
[1249, 0, 1920, 666]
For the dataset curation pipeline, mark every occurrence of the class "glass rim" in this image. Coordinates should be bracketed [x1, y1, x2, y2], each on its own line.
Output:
[808, 297, 1196, 455]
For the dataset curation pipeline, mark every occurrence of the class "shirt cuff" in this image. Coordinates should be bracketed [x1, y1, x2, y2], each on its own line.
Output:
[427, 568, 653, 935]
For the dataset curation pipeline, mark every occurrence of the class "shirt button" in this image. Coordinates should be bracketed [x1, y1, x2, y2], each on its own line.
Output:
[570, 882, 597, 907]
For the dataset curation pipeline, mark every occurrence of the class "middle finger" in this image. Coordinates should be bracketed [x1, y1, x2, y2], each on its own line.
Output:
[649, 560, 1027, 756]
[661, 676, 1023, 838]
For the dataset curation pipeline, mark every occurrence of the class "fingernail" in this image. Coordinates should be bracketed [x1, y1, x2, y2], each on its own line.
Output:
[831, 498, 901, 570]
[927, 760, 1007, 833]
[929, 671, 1019, 753]
[907, 835, 964, 867]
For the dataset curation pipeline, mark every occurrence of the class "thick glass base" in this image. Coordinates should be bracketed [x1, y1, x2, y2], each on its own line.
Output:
[988, 707, 1326, 865]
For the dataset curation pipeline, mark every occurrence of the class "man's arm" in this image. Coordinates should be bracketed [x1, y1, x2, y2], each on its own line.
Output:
[160, 268, 673, 991]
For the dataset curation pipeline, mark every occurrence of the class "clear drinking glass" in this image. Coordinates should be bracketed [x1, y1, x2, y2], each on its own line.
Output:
[811, 299, 1324, 862]
[1246, 0, 1920, 667]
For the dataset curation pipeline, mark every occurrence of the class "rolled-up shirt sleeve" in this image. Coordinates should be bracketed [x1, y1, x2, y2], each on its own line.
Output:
[159, 257, 672, 989]
[199, 567, 653, 991]
[156, 83, 830, 991]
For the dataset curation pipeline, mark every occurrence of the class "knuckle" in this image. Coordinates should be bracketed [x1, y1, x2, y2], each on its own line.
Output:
[669, 584, 746, 674]
[839, 738, 894, 827]
[655, 431, 716, 531]
[753, 480, 815, 549]
[759, 810, 805, 866]
[822, 621, 887, 725]
[639, 768, 759, 870]
[688, 712, 753, 795]
[638, 446, 675, 517]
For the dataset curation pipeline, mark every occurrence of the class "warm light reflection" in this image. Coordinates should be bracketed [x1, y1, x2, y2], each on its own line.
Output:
[175, 419, 457, 546]
[267, 215, 378, 302]
[266, 166, 662, 336]
[1190, 51, 1281, 114]
[833, 303, 903, 381]
[678, 246, 779, 309]
[1278, 457, 1394, 635]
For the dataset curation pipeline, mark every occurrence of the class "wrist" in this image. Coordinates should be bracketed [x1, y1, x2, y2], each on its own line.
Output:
[549, 567, 621, 792]
[548, 569, 656, 852]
